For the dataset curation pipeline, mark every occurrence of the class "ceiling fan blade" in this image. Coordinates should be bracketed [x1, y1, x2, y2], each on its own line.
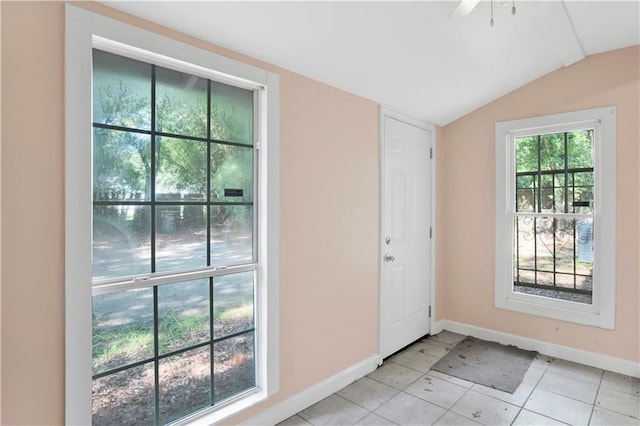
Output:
[448, 0, 481, 19]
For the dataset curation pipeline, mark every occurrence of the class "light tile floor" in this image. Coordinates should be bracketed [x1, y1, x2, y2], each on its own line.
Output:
[279, 331, 640, 426]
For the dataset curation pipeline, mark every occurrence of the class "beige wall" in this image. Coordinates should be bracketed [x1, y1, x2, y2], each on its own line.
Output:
[0, 2, 379, 424]
[438, 46, 640, 362]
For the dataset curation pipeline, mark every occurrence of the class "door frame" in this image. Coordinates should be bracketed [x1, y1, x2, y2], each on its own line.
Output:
[378, 106, 437, 358]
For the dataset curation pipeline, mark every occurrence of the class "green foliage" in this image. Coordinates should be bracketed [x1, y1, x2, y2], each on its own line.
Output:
[211, 81, 254, 145]
[92, 317, 154, 373]
[156, 87, 207, 138]
[211, 101, 252, 145]
[94, 128, 149, 198]
[92, 310, 209, 372]
[515, 130, 594, 214]
[93, 303, 252, 371]
[157, 137, 208, 196]
[217, 303, 253, 321]
[158, 310, 209, 353]
[515, 130, 593, 173]
[211, 144, 253, 201]
[94, 84, 152, 198]
[93, 64, 255, 227]
[97, 83, 150, 129]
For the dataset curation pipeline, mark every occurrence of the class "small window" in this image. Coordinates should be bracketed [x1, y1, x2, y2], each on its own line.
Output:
[495, 107, 616, 328]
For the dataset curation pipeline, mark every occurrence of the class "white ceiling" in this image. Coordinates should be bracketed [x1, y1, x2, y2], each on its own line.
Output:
[101, 1, 639, 126]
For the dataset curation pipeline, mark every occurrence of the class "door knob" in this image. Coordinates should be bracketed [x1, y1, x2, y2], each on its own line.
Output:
[384, 254, 396, 262]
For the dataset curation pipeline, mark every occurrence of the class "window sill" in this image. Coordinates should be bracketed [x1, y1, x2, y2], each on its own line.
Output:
[495, 292, 614, 329]
[174, 389, 269, 426]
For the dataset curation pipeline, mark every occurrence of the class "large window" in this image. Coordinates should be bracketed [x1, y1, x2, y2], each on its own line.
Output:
[92, 49, 258, 425]
[66, 6, 279, 426]
[495, 107, 616, 328]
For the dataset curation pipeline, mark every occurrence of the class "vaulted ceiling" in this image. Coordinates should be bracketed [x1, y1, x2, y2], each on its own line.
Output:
[101, 1, 639, 125]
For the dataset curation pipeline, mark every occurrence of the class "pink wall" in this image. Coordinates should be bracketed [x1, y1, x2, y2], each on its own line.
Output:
[438, 46, 640, 362]
[2, 3, 66, 424]
[0, 2, 379, 423]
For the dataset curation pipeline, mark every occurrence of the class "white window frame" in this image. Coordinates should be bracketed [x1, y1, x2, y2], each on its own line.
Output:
[65, 5, 280, 425]
[495, 107, 615, 329]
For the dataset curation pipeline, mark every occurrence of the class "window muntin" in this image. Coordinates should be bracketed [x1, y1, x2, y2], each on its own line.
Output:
[92, 48, 259, 425]
[512, 131, 594, 304]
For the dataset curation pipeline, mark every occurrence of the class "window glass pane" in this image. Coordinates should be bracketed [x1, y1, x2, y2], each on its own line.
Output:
[513, 216, 535, 284]
[94, 128, 151, 201]
[158, 279, 210, 354]
[211, 81, 253, 145]
[155, 205, 207, 273]
[539, 133, 565, 171]
[515, 136, 538, 173]
[214, 272, 254, 340]
[159, 347, 211, 424]
[513, 216, 592, 304]
[210, 205, 253, 266]
[539, 175, 554, 213]
[553, 174, 566, 213]
[540, 174, 553, 188]
[93, 205, 151, 280]
[568, 130, 593, 169]
[515, 175, 535, 212]
[156, 67, 207, 138]
[92, 362, 155, 426]
[211, 144, 254, 202]
[214, 333, 255, 403]
[92, 288, 154, 375]
[93, 50, 151, 130]
[156, 137, 207, 200]
[534, 216, 555, 275]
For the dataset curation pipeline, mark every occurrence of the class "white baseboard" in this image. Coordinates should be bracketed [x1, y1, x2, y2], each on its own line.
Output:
[436, 319, 640, 378]
[241, 354, 383, 426]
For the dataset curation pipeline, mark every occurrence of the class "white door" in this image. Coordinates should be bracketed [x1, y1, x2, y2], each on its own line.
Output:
[380, 114, 432, 358]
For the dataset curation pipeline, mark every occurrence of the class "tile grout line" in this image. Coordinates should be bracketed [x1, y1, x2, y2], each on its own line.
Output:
[286, 336, 640, 426]
[534, 371, 606, 407]
[525, 359, 603, 425]
[386, 340, 465, 425]
[587, 370, 605, 425]
[466, 355, 549, 426]
[334, 381, 395, 424]
[510, 361, 543, 426]
[334, 393, 371, 425]
[367, 359, 435, 389]
[407, 345, 467, 425]
[444, 381, 476, 424]
[395, 337, 522, 425]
